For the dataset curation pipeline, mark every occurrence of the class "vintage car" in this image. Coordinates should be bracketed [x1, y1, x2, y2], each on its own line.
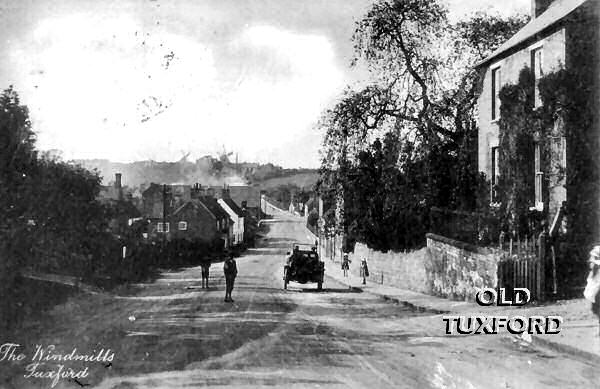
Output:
[283, 244, 325, 290]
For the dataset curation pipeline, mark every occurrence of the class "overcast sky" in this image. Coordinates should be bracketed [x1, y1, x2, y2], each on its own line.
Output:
[0, 0, 528, 168]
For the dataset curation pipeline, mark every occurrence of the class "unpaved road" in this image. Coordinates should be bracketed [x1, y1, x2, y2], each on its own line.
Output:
[1, 210, 599, 388]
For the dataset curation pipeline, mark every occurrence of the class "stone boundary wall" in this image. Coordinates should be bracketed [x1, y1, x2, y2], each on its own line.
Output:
[317, 235, 430, 294]
[315, 231, 502, 301]
[426, 233, 500, 301]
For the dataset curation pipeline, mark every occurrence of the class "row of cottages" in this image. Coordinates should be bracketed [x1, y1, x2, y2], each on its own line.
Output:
[141, 183, 246, 249]
[477, 0, 599, 242]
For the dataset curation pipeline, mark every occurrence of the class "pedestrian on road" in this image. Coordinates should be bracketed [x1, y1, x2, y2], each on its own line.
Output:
[200, 257, 211, 289]
[360, 257, 369, 285]
[224, 254, 238, 302]
[584, 245, 600, 335]
[341, 253, 351, 277]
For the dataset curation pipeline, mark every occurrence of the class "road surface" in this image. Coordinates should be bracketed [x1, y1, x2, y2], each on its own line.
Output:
[2, 209, 599, 388]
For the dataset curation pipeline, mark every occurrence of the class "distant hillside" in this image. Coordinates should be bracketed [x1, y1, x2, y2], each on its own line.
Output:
[72, 156, 318, 190]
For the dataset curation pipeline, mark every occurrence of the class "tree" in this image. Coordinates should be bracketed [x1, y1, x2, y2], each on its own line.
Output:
[317, 0, 528, 251]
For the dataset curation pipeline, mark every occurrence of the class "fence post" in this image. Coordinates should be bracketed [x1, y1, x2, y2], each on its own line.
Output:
[537, 232, 546, 301]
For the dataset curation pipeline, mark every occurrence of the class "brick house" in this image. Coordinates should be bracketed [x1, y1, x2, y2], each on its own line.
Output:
[168, 198, 231, 247]
[141, 183, 232, 247]
[476, 0, 599, 243]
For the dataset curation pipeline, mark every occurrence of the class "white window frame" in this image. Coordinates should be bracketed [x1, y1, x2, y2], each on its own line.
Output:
[491, 64, 501, 121]
[178, 221, 188, 231]
[531, 46, 544, 108]
[157, 222, 170, 233]
[534, 142, 544, 211]
[491, 146, 500, 203]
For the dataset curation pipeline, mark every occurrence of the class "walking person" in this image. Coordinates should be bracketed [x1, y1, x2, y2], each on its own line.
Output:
[341, 253, 351, 277]
[584, 245, 600, 335]
[360, 257, 369, 285]
[200, 257, 211, 289]
[223, 253, 238, 302]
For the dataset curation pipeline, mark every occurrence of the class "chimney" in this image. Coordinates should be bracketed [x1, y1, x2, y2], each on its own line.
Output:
[114, 173, 123, 201]
[221, 185, 230, 199]
[191, 183, 202, 199]
[531, 0, 553, 18]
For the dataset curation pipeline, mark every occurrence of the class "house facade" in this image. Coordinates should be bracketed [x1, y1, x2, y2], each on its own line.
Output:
[142, 183, 170, 219]
[169, 200, 231, 246]
[141, 183, 233, 247]
[217, 194, 245, 246]
[476, 0, 599, 243]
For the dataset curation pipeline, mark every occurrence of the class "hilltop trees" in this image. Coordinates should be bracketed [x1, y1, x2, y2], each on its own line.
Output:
[317, 0, 527, 251]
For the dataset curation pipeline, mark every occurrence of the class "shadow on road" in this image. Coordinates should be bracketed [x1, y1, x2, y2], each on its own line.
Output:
[281, 287, 363, 294]
[245, 248, 287, 255]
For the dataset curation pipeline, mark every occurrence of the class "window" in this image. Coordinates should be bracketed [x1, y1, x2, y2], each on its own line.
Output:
[491, 67, 501, 120]
[216, 220, 220, 230]
[491, 146, 500, 202]
[157, 222, 169, 233]
[178, 221, 187, 231]
[531, 47, 543, 107]
[534, 142, 544, 210]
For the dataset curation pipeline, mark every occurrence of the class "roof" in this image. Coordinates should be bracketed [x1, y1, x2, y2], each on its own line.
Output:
[477, 0, 588, 67]
[227, 185, 261, 208]
[173, 201, 197, 216]
[196, 197, 231, 220]
[142, 183, 163, 197]
[208, 185, 262, 207]
[220, 197, 244, 216]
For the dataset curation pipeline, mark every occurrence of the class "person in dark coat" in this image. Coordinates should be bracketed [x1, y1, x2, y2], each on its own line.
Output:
[223, 254, 238, 302]
[341, 253, 351, 277]
[200, 257, 211, 289]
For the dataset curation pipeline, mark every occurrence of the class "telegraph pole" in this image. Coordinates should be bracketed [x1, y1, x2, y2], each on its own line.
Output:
[162, 184, 168, 249]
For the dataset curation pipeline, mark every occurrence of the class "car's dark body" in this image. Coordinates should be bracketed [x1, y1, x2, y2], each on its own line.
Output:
[283, 244, 325, 290]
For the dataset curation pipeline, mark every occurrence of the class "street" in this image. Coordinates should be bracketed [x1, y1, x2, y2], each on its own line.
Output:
[2, 210, 600, 389]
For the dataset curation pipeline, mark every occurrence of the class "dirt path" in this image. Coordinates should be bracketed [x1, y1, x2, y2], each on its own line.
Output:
[1, 212, 599, 388]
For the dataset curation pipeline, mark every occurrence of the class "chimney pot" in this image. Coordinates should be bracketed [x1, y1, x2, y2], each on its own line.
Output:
[115, 173, 122, 189]
[531, 0, 553, 18]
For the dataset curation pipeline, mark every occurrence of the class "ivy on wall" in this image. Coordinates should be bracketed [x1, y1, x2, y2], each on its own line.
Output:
[497, 68, 537, 237]
[497, 65, 598, 246]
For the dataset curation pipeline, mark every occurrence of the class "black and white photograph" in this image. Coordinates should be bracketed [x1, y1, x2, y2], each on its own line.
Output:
[0, 0, 599, 387]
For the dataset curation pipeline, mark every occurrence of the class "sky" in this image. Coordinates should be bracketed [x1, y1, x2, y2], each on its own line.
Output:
[0, 0, 529, 168]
